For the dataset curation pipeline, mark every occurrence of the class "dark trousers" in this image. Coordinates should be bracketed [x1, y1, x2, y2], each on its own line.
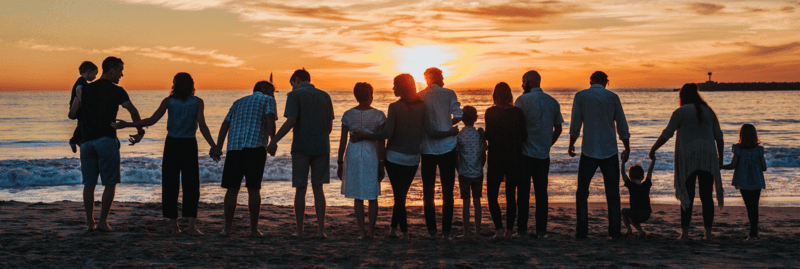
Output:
[385, 160, 418, 233]
[681, 171, 715, 229]
[523, 156, 550, 236]
[162, 136, 200, 219]
[69, 121, 81, 145]
[576, 154, 621, 238]
[421, 151, 457, 235]
[487, 158, 525, 232]
[740, 189, 761, 237]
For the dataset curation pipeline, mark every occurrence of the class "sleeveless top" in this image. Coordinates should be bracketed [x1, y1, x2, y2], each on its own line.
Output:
[166, 96, 199, 138]
[731, 144, 766, 190]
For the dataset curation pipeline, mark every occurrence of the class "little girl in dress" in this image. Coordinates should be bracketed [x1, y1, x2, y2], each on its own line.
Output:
[722, 123, 767, 240]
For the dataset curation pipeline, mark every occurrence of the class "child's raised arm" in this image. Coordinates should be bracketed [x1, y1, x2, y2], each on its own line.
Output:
[646, 159, 656, 182]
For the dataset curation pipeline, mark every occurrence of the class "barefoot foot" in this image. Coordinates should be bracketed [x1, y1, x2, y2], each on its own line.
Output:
[220, 227, 232, 237]
[387, 229, 400, 239]
[250, 229, 264, 237]
[97, 222, 113, 232]
[189, 228, 204, 236]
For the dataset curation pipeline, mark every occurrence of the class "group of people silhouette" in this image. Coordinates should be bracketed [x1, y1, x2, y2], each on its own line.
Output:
[68, 56, 767, 241]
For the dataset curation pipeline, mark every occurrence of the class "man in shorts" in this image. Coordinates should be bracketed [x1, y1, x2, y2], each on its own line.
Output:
[267, 69, 334, 238]
[68, 56, 145, 232]
[213, 81, 277, 237]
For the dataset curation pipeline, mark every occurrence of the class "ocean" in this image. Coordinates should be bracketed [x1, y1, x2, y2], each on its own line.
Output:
[1, 88, 799, 207]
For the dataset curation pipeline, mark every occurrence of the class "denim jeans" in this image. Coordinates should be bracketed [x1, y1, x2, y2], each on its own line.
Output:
[421, 151, 457, 236]
[575, 154, 621, 238]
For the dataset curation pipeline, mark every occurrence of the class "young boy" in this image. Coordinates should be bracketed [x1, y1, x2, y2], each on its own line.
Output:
[456, 106, 486, 239]
[621, 158, 656, 238]
[68, 61, 99, 153]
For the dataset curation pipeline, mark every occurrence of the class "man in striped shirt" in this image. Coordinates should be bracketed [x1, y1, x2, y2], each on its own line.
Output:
[213, 81, 277, 237]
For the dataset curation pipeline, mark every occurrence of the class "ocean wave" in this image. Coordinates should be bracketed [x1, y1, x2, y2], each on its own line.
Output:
[0, 156, 341, 188]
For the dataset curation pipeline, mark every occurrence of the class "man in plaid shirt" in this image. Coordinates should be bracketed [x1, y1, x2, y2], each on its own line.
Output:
[213, 81, 277, 237]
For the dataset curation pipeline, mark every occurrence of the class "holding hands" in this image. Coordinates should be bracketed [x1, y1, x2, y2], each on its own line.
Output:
[210, 147, 222, 162]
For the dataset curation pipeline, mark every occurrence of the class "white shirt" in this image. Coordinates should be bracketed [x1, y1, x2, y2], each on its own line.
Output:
[515, 88, 564, 159]
[569, 84, 630, 159]
[456, 126, 486, 178]
[419, 85, 463, 155]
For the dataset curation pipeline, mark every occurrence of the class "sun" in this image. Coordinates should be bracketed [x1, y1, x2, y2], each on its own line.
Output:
[391, 45, 455, 86]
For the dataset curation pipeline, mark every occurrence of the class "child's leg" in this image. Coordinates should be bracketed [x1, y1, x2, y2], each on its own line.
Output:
[473, 195, 482, 238]
[632, 222, 645, 238]
[741, 189, 761, 238]
[367, 200, 378, 238]
[355, 199, 366, 238]
[621, 209, 632, 235]
[462, 198, 471, 235]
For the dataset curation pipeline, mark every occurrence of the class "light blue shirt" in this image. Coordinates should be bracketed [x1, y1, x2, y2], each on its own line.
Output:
[419, 85, 463, 155]
[166, 96, 199, 138]
[569, 84, 630, 159]
[515, 88, 564, 159]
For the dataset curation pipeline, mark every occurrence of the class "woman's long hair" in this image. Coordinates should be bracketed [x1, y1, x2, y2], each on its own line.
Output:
[679, 83, 713, 122]
[739, 123, 760, 149]
[394, 74, 421, 105]
[493, 82, 514, 107]
[171, 72, 195, 100]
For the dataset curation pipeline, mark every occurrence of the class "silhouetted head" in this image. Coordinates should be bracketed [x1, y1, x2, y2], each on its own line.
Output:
[522, 70, 542, 93]
[354, 82, 373, 106]
[628, 164, 645, 181]
[590, 71, 608, 86]
[738, 123, 760, 149]
[170, 73, 195, 99]
[290, 69, 311, 89]
[79, 61, 98, 81]
[462, 106, 478, 126]
[253, 81, 274, 96]
[493, 82, 514, 107]
[424, 67, 444, 87]
[393, 74, 420, 103]
[679, 83, 713, 122]
[101, 56, 124, 84]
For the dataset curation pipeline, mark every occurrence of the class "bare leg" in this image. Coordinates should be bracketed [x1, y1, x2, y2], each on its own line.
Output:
[312, 184, 327, 238]
[97, 184, 116, 232]
[678, 227, 689, 241]
[623, 217, 633, 236]
[703, 227, 713, 241]
[248, 188, 263, 237]
[187, 217, 203, 235]
[632, 223, 645, 238]
[168, 218, 181, 234]
[460, 199, 472, 238]
[294, 186, 307, 238]
[83, 185, 97, 231]
[473, 196, 482, 240]
[221, 188, 239, 237]
[367, 200, 378, 239]
[355, 199, 366, 239]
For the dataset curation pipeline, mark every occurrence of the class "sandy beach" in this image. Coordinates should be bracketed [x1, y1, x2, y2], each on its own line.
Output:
[2, 200, 799, 268]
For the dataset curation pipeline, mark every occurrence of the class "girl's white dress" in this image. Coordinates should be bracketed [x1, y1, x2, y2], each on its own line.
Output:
[341, 108, 386, 200]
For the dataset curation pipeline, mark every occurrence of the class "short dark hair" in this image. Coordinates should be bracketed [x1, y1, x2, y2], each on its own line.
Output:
[101, 56, 124, 74]
[628, 164, 645, 180]
[79, 61, 97, 75]
[424, 67, 444, 87]
[590, 71, 608, 84]
[253, 81, 274, 95]
[290, 69, 311, 82]
[462, 106, 478, 125]
[170, 72, 195, 99]
[353, 82, 373, 103]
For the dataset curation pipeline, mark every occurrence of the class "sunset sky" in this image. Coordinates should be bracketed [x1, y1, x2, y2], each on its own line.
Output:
[1, 0, 799, 91]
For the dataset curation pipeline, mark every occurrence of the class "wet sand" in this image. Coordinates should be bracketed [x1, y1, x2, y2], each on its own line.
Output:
[1, 200, 799, 268]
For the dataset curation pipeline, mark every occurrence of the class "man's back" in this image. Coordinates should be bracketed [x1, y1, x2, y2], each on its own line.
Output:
[80, 79, 130, 143]
[284, 84, 334, 156]
[569, 85, 629, 159]
[225, 92, 275, 151]
[515, 89, 563, 159]
[419, 85, 462, 155]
